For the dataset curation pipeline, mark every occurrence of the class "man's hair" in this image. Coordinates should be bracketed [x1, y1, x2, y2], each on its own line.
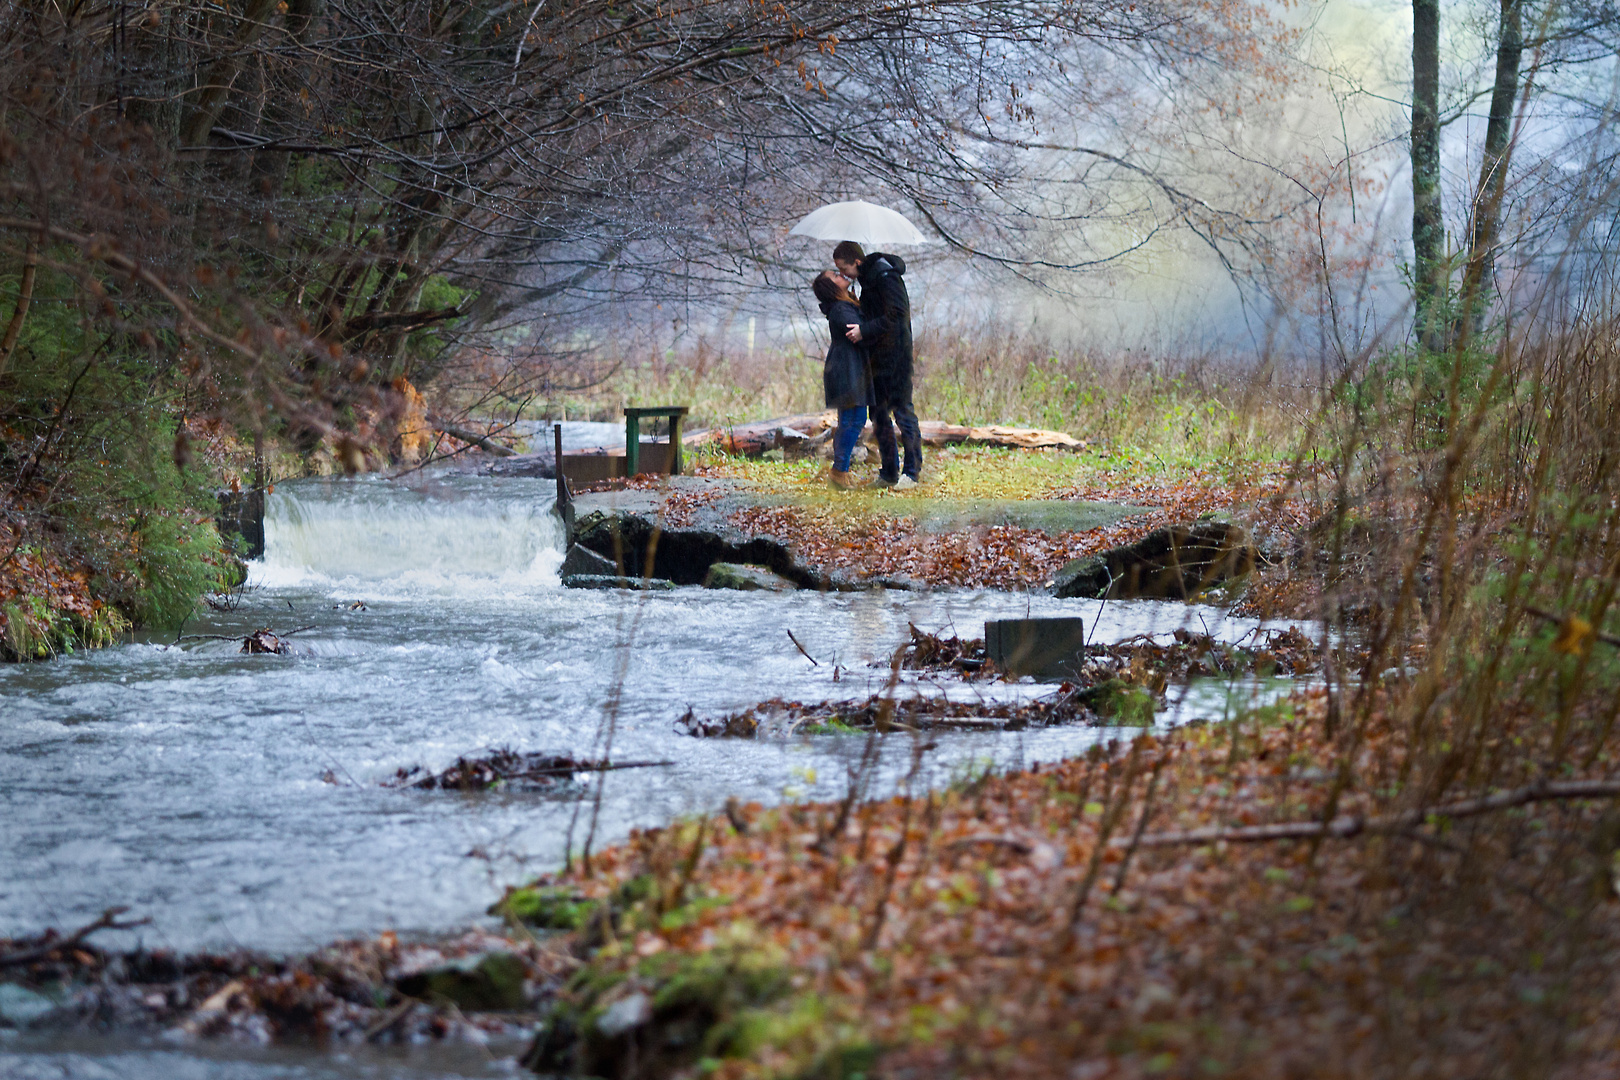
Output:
[832, 240, 864, 265]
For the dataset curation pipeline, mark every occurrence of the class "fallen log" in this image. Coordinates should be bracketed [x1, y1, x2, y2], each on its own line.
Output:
[427, 414, 519, 457]
[1121, 779, 1620, 848]
[683, 414, 1084, 456]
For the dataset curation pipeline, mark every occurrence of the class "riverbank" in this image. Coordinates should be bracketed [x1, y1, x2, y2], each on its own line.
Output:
[557, 444, 1319, 607]
[510, 695, 1620, 1080]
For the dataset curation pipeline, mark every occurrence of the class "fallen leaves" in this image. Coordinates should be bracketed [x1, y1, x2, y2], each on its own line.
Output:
[524, 686, 1620, 1079]
[691, 459, 1321, 592]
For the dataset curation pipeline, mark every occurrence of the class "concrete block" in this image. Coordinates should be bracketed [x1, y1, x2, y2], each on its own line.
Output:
[985, 617, 1087, 679]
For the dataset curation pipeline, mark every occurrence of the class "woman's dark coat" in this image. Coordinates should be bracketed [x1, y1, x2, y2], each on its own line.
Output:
[820, 297, 873, 410]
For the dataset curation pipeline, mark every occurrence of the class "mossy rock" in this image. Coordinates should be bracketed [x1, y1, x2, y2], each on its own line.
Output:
[526, 934, 871, 1079]
[1052, 521, 1256, 600]
[702, 562, 797, 592]
[395, 951, 528, 1011]
[1079, 679, 1156, 726]
[490, 886, 599, 931]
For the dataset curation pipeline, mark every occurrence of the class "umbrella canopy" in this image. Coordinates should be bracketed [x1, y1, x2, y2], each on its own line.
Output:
[788, 200, 933, 247]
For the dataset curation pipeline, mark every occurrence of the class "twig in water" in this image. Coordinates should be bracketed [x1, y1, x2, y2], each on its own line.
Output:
[1086, 571, 1114, 647]
[0, 907, 151, 967]
[787, 629, 819, 666]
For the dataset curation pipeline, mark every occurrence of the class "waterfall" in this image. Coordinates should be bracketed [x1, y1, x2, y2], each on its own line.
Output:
[255, 477, 565, 593]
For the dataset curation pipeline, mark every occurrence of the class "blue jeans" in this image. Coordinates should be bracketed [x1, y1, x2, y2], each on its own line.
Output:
[832, 407, 867, 471]
[871, 388, 921, 482]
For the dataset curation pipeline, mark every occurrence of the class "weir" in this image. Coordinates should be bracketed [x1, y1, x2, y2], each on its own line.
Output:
[258, 476, 567, 590]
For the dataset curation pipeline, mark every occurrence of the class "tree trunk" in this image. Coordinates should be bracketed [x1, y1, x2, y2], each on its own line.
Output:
[1455, 0, 1525, 341]
[180, 0, 281, 147]
[0, 240, 37, 378]
[1411, 0, 1445, 350]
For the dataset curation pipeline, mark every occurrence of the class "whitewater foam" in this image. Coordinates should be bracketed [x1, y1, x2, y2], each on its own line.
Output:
[253, 475, 565, 596]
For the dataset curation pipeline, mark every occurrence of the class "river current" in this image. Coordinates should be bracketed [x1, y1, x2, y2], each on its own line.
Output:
[1, 473, 1300, 1076]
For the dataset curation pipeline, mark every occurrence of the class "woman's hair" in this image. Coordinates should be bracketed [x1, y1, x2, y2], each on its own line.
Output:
[812, 270, 853, 306]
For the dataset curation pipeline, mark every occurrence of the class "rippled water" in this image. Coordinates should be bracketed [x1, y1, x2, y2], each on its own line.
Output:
[1, 474, 1302, 1074]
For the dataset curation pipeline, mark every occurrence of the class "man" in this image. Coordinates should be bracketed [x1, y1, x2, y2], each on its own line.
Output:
[833, 240, 921, 488]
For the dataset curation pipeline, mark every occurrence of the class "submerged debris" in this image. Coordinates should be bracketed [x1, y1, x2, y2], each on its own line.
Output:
[1084, 625, 1320, 683]
[688, 627, 1322, 739]
[241, 628, 292, 654]
[894, 623, 993, 675]
[385, 750, 672, 791]
[678, 690, 1100, 738]
[0, 926, 554, 1043]
[897, 623, 1319, 683]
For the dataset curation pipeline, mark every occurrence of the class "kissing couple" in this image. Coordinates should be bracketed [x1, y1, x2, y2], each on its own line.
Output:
[811, 240, 922, 491]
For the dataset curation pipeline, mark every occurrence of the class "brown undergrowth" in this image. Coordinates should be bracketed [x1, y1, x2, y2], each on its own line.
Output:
[511, 687, 1620, 1080]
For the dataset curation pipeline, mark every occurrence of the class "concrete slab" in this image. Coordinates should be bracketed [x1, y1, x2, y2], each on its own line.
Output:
[986, 617, 1089, 679]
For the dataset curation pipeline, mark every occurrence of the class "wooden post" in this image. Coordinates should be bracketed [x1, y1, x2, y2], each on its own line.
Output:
[553, 423, 575, 543]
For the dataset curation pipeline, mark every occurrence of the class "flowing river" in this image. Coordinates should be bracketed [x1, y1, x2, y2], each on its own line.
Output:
[1, 473, 1302, 1077]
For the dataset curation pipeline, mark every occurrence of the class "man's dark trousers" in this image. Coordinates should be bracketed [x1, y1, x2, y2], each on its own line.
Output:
[872, 373, 922, 482]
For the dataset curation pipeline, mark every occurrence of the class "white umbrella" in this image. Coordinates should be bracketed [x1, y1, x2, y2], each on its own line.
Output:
[788, 200, 934, 247]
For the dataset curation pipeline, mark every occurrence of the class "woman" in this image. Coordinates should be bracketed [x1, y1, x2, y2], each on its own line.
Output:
[811, 269, 872, 489]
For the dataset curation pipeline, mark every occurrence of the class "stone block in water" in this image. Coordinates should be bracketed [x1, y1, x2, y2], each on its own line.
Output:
[560, 543, 619, 578]
[985, 617, 1087, 679]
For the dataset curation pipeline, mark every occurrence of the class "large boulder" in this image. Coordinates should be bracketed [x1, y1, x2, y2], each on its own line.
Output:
[1053, 521, 1256, 600]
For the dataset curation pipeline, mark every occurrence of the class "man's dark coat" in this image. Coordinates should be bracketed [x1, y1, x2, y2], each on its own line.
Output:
[854, 253, 913, 397]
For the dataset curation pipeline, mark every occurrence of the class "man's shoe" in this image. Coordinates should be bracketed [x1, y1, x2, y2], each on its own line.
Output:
[894, 475, 919, 491]
[874, 474, 899, 488]
[828, 469, 863, 490]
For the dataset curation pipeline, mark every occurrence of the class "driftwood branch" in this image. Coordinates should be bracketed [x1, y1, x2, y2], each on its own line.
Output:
[428, 414, 518, 457]
[786, 629, 819, 666]
[0, 907, 151, 967]
[1124, 779, 1620, 848]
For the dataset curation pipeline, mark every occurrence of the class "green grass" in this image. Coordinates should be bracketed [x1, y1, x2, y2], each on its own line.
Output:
[506, 326, 1307, 475]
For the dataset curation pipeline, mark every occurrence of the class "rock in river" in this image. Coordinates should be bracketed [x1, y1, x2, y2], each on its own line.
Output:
[560, 543, 619, 578]
[562, 574, 677, 591]
[394, 951, 528, 1011]
[702, 562, 797, 592]
[1052, 521, 1256, 600]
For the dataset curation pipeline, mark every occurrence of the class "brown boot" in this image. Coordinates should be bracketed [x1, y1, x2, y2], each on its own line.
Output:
[828, 468, 863, 490]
